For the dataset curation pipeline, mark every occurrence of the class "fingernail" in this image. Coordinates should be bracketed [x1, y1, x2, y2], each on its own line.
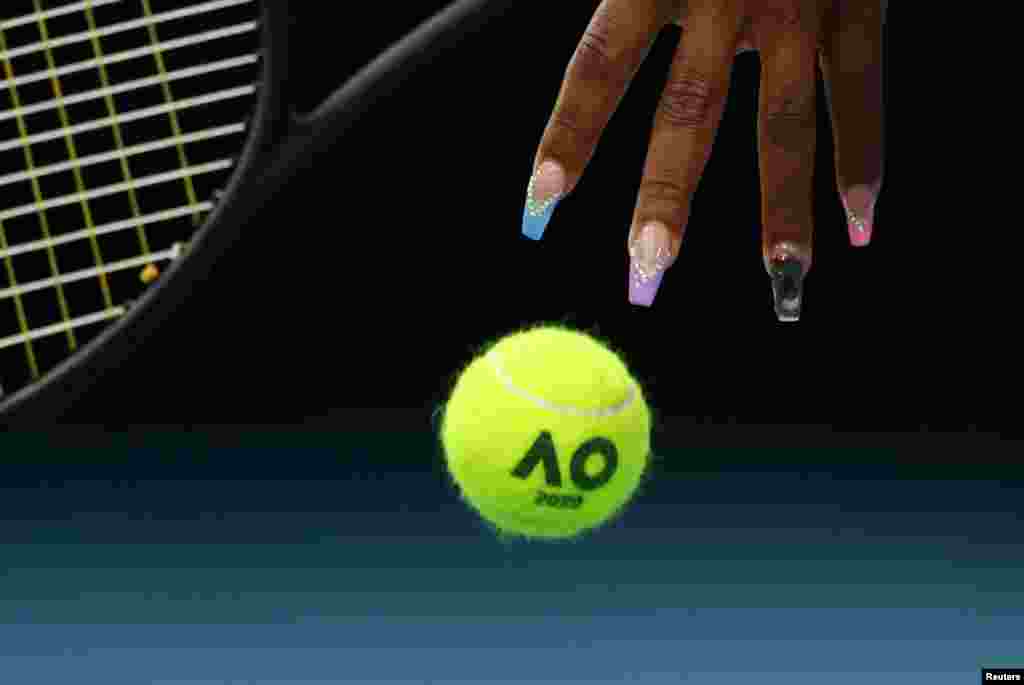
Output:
[767, 256, 806, 323]
[842, 185, 878, 247]
[522, 160, 566, 240]
[628, 221, 673, 307]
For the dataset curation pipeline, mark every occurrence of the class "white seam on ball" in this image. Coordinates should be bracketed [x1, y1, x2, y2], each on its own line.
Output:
[488, 350, 636, 418]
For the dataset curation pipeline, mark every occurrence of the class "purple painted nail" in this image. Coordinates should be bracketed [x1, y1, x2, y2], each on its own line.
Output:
[628, 222, 673, 307]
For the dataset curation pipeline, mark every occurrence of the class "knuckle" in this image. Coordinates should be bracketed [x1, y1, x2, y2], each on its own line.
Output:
[638, 178, 693, 208]
[766, 93, 815, 120]
[549, 102, 599, 149]
[762, 95, 816, 149]
[571, 30, 628, 87]
[762, 4, 814, 32]
[778, 7, 803, 29]
[658, 75, 716, 129]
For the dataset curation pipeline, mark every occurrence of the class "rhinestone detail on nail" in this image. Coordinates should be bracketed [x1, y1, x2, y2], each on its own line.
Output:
[629, 245, 670, 284]
[525, 172, 562, 217]
[847, 208, 867, 233]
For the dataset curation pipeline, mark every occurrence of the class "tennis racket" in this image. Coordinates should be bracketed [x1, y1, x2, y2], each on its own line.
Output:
[0, 0, 506, 421]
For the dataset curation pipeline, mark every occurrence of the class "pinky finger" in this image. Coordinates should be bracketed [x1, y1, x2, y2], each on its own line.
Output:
[820, 1, 887, 246]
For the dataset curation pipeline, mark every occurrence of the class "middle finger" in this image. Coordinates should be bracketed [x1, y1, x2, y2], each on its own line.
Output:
[627, 0, 744, 307]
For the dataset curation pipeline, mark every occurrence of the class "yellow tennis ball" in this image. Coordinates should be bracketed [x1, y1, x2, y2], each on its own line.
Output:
[441, 325, 651, 540]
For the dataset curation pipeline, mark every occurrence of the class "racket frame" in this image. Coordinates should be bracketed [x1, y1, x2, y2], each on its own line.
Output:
[1, 0, 507, 421]
[0, 0, 286, 420]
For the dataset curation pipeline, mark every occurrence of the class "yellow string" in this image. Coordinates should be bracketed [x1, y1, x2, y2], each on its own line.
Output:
[0, 222, 40, 379]
[0, 19, 39, 377]
[83, 1, 153, 260]
[0, 23, 67, 376]
[140, 0, 204, 228]
[35, 0, 115, 320]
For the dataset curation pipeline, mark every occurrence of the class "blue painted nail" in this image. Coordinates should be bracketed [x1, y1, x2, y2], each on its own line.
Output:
[522, 160, 566, 240]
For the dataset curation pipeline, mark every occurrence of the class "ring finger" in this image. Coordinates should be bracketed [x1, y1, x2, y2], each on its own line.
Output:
[754, 6, 821, 321]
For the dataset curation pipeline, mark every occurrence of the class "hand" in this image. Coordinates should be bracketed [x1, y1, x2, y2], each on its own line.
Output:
[521, 1, 886, 321]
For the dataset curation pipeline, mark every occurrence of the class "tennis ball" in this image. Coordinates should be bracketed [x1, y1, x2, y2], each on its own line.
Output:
[440, 325, 651, 540]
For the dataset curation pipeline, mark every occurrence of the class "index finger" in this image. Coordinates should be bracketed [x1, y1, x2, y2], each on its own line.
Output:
[522, 0, 669, 240]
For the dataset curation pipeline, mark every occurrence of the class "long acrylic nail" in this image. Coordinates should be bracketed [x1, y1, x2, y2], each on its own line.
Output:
[842, 185, 878, 247]
[767, 256, 807, 322]
[628, 221, 673, 307]
[522, 160, 566, 240]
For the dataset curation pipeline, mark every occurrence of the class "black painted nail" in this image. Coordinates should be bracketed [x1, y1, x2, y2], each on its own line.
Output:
[768, 257, 805, 322]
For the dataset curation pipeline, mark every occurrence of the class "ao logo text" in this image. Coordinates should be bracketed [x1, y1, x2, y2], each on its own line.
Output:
[510, 431, 619, 509]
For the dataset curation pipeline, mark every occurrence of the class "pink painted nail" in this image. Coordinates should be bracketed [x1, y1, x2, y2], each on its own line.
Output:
[842, 185, 879, 247]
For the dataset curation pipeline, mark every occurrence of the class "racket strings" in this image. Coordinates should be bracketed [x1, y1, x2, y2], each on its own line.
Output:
[0, 0, 261, 394]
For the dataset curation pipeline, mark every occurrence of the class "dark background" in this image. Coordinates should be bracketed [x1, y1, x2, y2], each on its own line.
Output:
[3, 4, 1020, 684]
[47, 2, 1003, 428]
